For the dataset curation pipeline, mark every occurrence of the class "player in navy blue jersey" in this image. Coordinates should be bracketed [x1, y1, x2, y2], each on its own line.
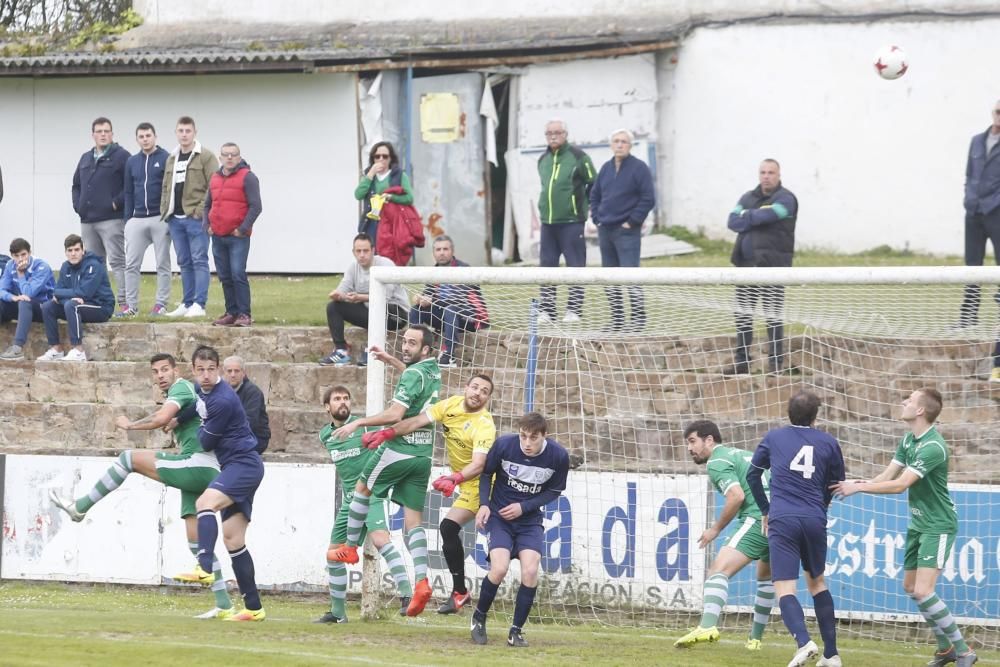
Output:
[175, 345, 267, 622]
[470, 412, 570, 648]
[747, 391, 846, 667]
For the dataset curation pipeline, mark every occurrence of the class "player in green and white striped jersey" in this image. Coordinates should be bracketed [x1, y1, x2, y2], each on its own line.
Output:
[675, 420, 775, 652]
[832, 388, 977, 667]
[49, 353, 232, 618]
[314, 385, 414, 623]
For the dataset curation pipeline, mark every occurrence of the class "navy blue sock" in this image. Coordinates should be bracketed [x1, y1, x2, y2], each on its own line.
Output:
[475, 574, 501, 620]
[511, 584, 537, 631]
[196, 510, 218, 573]
[229, 546, 262, 611]
[813, 589, 838, 658]
[778, 594, 811, 647]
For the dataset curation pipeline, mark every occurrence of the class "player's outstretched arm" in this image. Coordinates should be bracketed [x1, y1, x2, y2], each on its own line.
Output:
[832, 468, 920, 498]
[115, 401, 181, 432]
[333, 402, 406, 440]
[367, 345, 405, 372]
[870, 460, 904, 483]
[698, 486, 744, 549]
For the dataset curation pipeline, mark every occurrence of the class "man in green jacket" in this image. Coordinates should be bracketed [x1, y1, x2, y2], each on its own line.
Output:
[537, 119, 595, 324]
[160, 116, 218, 319]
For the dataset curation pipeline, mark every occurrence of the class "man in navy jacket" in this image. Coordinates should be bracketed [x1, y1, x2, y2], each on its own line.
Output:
[589, 129, 655, 330]
[0, 238, 55, 361]
[958, 99, 1000, 327]
[37, 234, 115, 362]
[72, 117, 129, 309]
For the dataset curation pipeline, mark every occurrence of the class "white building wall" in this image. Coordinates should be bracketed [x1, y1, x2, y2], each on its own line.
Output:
[0, 73, 360, 273]
[662, 19, 999, 254]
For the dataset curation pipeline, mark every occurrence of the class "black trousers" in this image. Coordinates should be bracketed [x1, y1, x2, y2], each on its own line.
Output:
[734, 285, 785, 368]
[326, 300, 407, 348]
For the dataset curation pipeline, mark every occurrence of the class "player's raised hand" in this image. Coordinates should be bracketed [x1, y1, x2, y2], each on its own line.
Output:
[361, 427, 396, 449]
[332, 421, 360, 441]
[475, 505, 491, 530]
[697, 526, 719, 549]
[432, 471, 465, 497]
[498, 503, 524, 521]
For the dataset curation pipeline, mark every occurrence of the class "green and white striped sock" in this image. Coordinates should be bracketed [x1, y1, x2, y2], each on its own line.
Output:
[328, 558, 347, 618]
[917, 593, 968, 654]
[379, 543, 413, 597]
[699, 573, 730, 628]
[405, 527, 429, 583]
[76, 451, 133, 513]
[189, 542, 231, 609]
[750, 581, 775, 640]
[345, 493, 370, 547]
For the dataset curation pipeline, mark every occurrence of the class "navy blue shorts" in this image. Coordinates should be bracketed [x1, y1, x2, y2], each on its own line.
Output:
[768, 515, 828, 581]
[485, 515, 543, 559]
[209, 455, 264, 522]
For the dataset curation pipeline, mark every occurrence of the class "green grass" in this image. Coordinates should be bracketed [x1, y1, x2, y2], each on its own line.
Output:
[130, 228, 966, 329]
[0, 582, 995, 666]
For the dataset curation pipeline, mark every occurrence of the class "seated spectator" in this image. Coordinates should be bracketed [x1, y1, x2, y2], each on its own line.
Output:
[223, 355, 270, 453]
[37, 234, 115, 362]
[355, 141, 413, 249]
[0, 238, 56, 361]
[408, 235, 489, 367]
[320, 233, 408, 367]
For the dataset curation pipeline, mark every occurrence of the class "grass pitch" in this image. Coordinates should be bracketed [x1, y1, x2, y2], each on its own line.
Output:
[1, 582, 996, 666]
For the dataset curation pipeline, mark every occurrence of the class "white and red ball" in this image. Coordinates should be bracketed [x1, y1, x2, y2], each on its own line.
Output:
[873, 45, 908, 80]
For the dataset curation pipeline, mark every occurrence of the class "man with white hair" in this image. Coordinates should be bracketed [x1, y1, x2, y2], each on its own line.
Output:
[537, 119, 595, 324]
[223, 355, 270, 453]
[589, 128, 655, 331]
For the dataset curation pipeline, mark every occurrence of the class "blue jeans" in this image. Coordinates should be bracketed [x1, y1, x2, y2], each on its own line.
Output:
[168, 216, 209, 307]
[539, 222, 586, 318]
[598, 223, 644, 326]
[0, 299, 45, 346]
[409, 304, 477, 355]
[41, 299, 110, 346]
[212, 234, 252, 316]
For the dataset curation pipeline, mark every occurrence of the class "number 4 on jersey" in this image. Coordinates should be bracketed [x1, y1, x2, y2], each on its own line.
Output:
[790, 445, 815, 479]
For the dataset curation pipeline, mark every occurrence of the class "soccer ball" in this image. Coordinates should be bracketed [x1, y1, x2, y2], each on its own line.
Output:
[873, 45, 908, 80]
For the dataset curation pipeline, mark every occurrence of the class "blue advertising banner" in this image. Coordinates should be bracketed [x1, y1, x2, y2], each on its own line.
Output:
[721, 484, 1000, 621]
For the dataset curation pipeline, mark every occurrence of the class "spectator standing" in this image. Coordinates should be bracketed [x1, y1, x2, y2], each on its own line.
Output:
[409, 235, 489, 367]
[537, 119, 595, 324]
[222, 355, 270, 454]
[72, 117, 129, 309]
[206, 143, 262, 328]
[37, 234, 115, 362]
[957, 99, 1000, 328]
[319, 233, 408, 367]
[589, 128, 655, 330]
[355, 141, 413, 250]
[725, 159, 797, 375]
[122, 122, 171, 317]
[0, 238, 55, 361]
[160, 116, 217, 319]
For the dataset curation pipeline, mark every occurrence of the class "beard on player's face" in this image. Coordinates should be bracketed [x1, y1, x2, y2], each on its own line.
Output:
[330, 404, 351, 422]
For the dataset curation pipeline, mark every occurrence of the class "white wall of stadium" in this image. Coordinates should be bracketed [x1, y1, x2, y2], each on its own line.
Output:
[5, 455, 1000, 622]
[0, 74, 361, 273]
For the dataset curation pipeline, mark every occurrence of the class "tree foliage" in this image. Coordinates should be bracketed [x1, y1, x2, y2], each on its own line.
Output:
[0, 0, 132, 35]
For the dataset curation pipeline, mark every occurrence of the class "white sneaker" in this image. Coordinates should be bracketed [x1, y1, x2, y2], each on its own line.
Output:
[562, 311, 581, 323]
[788, 640, 819, 667]
[817, 655, 842, 667]
[165, 304, 189, 317]
[183, 304, 206, 318]
[194, 606, 235, 620]
[61, 348, 88, 362]
[49, 488, 85, 522]
[36, 348, 64, 361]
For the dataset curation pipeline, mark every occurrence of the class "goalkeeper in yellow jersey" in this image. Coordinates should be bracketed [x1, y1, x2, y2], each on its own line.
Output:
[369, 373, 495, 613]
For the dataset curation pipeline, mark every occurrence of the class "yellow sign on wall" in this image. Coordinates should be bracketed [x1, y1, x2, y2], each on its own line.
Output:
[420, 93, 462, 143]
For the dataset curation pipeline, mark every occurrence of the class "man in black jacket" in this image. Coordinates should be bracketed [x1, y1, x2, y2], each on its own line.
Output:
[725, 159, 797, 375]
[223, 355, 271, 453]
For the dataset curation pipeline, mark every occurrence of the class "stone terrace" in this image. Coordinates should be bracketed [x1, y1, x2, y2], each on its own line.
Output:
[0, 323, 998, 482]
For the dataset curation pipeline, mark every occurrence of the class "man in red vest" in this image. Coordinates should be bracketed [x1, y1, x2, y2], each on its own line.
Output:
[205, 143, 262, 327]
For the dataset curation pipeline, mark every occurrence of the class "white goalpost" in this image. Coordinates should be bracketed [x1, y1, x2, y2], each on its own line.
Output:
[364, 264, 1000, 648]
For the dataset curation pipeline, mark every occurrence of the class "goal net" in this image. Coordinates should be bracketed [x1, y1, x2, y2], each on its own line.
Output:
[365, 265, 1000, 649]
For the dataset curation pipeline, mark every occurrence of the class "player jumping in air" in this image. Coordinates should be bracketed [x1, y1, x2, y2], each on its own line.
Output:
[327, 325, 441, 617]
[831, 389, 978, 667]
[675, 419, 775, 651]
[175, 345, 266, 622]
[316, 385, 416, 622]
[470, 412, 569, 648]
[370, 373, 496, 614]
[50, 352, 234, 618]
[747, 390, 845, 667]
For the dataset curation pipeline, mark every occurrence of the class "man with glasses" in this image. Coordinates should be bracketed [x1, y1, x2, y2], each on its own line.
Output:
[957, 99, 1000, 332]
[536, 119, 595, 324]
[72, 117, 130, 311]
[205, 143, 262, 328]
